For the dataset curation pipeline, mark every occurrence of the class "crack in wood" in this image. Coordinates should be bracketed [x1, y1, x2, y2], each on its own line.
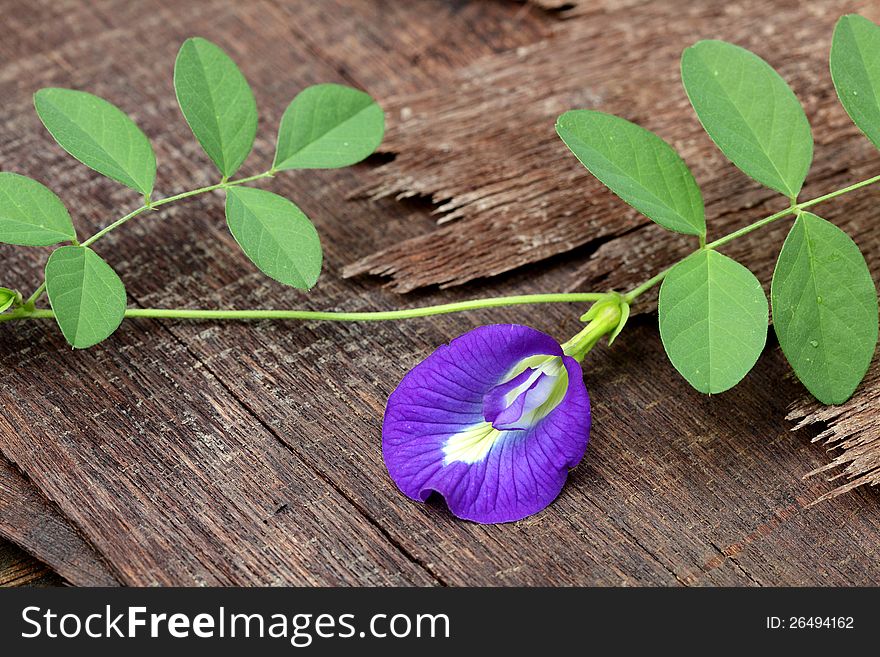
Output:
[788, 354, 880, 502]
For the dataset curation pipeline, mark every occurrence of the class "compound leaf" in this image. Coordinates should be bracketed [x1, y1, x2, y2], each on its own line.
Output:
[34, 88, 156, 195]
[174, 37, 258, 177]
[681, 40, 813, 198]
[0, 172, 75, 246]
[273, 83, 384, 170]
[830, 14, 880, 151]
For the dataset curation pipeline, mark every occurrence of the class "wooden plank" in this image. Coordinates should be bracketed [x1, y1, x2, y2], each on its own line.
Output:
[1, 0, 880, 587]
[344, 0, 880, 293]
[0, 317, 435, 586]
[0, 457, 118, 586]
[0, 0, 547, 586]
[0, 0, 446, 586]
[0, 3, 556, 582]
[0, 540, 63, 587]
[89, 0, 880, 585]
[269, 0, 553, 95]
[578, 321, 880, 586]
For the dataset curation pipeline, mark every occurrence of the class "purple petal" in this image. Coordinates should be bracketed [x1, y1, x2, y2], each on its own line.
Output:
[382, 324, 591, 524]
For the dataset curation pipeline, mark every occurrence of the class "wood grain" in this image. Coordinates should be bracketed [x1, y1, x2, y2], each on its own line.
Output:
[344, 0, 880, 293]
[0, 0, 553, 586]
[1, 0, 880, 586]
[788, 352, 880, 502]
[0, 540, 63, 587]
[0, 457, 118, 585]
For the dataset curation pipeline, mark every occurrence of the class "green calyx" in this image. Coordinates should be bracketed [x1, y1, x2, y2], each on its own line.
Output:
[561, 293, 630, 362]
[0, 287, 21, 313]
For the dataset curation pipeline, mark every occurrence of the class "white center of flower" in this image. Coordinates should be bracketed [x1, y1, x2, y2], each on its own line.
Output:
[442, 422, 501, 465]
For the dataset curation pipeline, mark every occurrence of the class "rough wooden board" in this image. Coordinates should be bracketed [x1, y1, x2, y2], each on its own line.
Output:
[339, 0, 880, 505]
[0, 0, 458, 586]
[271, 0, 553, 96]
[344, 0, 880, 293]
[0, 457, 118, 586]
[0, 0, 559, 586]
[0, 0, 556, 586]
[562, 320, 880, 586]
[0, 320, 437, 586]
[0, 541, 63, 587]
[59, 0, 880, 586]
[526, 0, 647, 13]
[2, 0, 880, 587]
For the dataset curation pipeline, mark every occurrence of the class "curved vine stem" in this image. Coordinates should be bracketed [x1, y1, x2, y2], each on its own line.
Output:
[1, 293, 610, 325]
[7, 173, 880, 336]
[623, 172, 880, 304]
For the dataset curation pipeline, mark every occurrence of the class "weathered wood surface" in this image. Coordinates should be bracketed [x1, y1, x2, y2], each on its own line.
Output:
[0, 457, 118, 585]
[347, 0, 880, 294]
[343, 0, 880, 502]
[1, 0, 879, 587]
[0, 540, 63, 587]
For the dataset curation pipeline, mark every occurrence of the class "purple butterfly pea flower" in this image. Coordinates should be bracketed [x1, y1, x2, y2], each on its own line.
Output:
[382, 323, 591, 524]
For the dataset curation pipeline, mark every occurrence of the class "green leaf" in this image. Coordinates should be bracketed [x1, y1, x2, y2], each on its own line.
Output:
[0, 287, 16, 313]
[225, 187, 322, 289]
[659, 250, 768, 394]
[771, 212, 878, 404]
[681, 40, 813, 198]
[0, 172, 75, 246]
[34, 88, 156, 195]
[174, 37, 258, 177]
[45, 246, 127, 349]
[273, 83, 384, 170]
[830, 15, 880, 151]
[556, 110, 705, 237]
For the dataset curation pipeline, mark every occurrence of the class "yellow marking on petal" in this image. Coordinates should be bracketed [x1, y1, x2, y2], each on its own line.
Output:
[443, 422, 502, 465]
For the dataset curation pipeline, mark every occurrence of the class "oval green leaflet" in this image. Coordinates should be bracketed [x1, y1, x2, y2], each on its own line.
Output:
[225, 187, 322, 290]
[681, 40, 813, 199]
[556, 110, 705, 237]
[34, 88, 157, 196]
[45, 246, 127, 349]
[771, 212, 878, 405]
[0, 172, 76, 246]
[174, 37, 258, 178]
[830, 15, 880, 151]
[659, 249, 769, 394]
[273, 83, 385, 170]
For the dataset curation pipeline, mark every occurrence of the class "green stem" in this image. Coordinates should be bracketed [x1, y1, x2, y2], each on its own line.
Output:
[9, 172, 880, 337]
[23, 171, 274, 307]
[1, 293, 609, 325]
[798, 173, 880, 210]
[79, 205, 153, 248]
[623, 173, 880, 303]
[703, 205, 795, 250]
[82, 172, 273, 248]
[623, 269, 668, 305]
